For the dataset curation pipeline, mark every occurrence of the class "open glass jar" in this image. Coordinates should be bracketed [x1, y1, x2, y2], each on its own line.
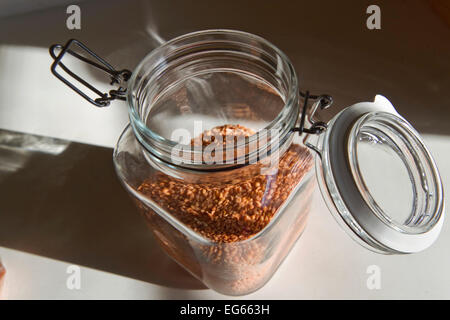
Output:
[50, 30, 444, 296]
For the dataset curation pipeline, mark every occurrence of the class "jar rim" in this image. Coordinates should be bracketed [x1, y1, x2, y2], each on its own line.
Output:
[126, 29, 299, 170]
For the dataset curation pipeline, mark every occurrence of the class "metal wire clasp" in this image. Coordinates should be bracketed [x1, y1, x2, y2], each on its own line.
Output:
[292, 90, 333, 136]
[49, 39, 132, 107]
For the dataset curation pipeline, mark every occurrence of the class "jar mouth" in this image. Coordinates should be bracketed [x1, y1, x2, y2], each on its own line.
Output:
[126, 29, 299, 170]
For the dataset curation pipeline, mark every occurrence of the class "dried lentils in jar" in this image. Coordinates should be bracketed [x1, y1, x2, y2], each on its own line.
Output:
[137, 124, 314, 294]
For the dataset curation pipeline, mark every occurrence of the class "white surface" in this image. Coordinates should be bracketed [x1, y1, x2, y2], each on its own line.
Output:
[0, 38, 449, 300]
[0, 45, 129, 148]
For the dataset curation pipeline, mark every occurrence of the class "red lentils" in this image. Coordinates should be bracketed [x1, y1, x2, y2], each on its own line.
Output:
[136, 124, 314, 294]
[138, 124, 312, 243]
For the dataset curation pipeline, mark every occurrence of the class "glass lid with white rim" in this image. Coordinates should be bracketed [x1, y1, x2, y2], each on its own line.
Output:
[314, 95, 444, 254]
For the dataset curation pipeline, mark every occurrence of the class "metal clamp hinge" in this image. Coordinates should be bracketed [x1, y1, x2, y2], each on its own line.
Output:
[49, 39, 132, 107]
[292, 90, 333, 136]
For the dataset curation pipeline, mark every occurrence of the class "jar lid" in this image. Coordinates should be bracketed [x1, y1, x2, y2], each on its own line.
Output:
[316, 95, 444, 254]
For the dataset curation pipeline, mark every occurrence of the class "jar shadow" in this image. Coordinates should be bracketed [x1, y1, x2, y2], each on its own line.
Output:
[0, 129, 205, 290]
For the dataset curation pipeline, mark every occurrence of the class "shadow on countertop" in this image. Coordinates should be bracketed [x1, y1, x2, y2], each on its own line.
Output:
[0, 129, 205, 290]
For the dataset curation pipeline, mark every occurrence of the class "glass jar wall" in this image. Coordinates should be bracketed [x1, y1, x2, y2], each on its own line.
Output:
[113, 30, 315, 295]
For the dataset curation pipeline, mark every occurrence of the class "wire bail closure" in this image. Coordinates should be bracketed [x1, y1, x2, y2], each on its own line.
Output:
[292, 90, 333, 136]
[49, 39, 132, 107]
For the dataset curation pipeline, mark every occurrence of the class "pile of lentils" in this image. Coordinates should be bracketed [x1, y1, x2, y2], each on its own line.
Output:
[138, 124, 313, 243]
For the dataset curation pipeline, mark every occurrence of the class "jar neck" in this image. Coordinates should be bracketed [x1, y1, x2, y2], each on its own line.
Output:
[127, 30, 300, 173]
[138, 133, 296, 183]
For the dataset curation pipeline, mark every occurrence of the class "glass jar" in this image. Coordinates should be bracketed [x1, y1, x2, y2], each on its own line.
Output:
[49, 30, 445, 296]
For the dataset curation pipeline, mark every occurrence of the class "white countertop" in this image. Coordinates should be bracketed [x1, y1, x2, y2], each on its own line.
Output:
[0, 0, 449, 299]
